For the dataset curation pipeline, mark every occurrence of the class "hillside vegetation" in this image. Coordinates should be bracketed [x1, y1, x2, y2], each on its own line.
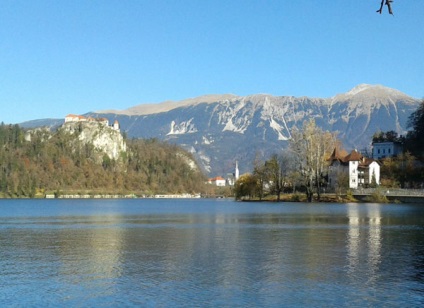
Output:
[0, 123, 206, 197]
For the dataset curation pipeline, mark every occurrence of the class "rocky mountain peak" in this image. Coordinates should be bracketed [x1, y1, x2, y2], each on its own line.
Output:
[334, 84, 413, 103]
[346, 84, 376, 95]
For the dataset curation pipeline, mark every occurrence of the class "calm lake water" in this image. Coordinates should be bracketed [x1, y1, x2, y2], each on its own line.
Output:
[0, 199, 423, 307]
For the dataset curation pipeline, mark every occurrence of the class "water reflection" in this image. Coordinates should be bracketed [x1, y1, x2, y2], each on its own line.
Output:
[347, 204, 360, 275]
[0, 200, 423, 307]
[367, 204, 382, 284]
[346, 204, 382, 285]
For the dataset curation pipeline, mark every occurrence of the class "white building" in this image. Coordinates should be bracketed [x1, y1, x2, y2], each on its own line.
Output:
[328, 148, 380, 189]
[372, 141, 403, 159]
[208, 176, 226, 187]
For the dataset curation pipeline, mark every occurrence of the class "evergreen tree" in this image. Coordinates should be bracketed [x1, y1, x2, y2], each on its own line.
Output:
[406, 100, 424, 158]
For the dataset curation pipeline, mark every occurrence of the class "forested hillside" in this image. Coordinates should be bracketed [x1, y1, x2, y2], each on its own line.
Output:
[0, 123, 206, 197]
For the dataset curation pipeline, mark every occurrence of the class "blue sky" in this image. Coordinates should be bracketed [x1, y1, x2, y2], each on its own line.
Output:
[1, 0, 423, 124]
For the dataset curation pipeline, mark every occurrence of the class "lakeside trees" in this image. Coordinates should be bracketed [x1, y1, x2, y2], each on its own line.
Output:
[289, 120, 336, 202]
[234, 173, 259, 200]
[235, 120, 337, 202]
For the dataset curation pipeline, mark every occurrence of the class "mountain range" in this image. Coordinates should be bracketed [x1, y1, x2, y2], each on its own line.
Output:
[21, 84, 420, 176]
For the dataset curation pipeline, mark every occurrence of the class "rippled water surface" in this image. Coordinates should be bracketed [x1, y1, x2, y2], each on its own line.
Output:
[1, 199, 424, 307]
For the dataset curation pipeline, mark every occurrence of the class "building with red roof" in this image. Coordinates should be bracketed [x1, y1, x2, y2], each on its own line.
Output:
[207, 176, 226, 187]
[328, 147, 380, 189]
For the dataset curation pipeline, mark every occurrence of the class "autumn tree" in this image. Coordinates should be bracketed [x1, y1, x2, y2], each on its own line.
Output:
[263, 154, 282, 201]
[253, 154, 267, 200]
[379, 152, 422, 188]
[261, 153, 295, 201]
[289, 119, 336, 202]
[234, 173, 259, 200]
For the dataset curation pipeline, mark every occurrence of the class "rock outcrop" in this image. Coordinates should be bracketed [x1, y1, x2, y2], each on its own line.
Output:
[61, 121, 126, 163]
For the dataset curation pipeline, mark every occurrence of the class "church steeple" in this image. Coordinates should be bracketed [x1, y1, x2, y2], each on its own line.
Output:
[235, 160, 239, 180]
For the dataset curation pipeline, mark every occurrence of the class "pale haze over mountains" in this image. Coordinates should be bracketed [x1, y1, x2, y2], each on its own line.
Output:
[22, 84, 420, 176]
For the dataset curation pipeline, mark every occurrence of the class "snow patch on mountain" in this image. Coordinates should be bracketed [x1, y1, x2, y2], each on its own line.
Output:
[202, 136, 214, 145]
[219, 99, 252, 134]
[346, 84, 374, 96]
[167, 119, 198, 135]
[269, 118, 289, 141]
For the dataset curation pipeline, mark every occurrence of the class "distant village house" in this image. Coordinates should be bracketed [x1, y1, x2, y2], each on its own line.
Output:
[207, 176, 226, 187]
[208, 161, 240, 187]
[372, 141, 403, 159]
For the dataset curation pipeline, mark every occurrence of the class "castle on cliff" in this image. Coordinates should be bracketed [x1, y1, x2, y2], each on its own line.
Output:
[65, 114, 120, 131]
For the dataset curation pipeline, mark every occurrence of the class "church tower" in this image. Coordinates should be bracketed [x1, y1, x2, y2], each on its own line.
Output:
[113, 120, 120, 131]
[235, 160, 239, 180]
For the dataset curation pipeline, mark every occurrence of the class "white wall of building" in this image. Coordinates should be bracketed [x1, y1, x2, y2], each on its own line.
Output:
[349, 161, 359, 189]
[368, 161, 380, 185]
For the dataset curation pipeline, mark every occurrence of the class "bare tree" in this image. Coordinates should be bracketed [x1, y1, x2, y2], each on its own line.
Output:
[377, 0, 394, 15]
[253, 153, 267, 200]
[263, 154, 283, 201]
[289, 119, 337, 202]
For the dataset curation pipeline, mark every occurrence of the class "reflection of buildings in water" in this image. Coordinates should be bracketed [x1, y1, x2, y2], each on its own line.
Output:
[347, 205, 360, 274]
[366, 204, 382, 282]
[180, 213, 285, 288]
[346, 204, 382, 281]
[156, 212, 246, 287]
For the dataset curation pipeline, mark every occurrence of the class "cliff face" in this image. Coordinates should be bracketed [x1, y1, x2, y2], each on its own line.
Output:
[61, 121, 126, 162]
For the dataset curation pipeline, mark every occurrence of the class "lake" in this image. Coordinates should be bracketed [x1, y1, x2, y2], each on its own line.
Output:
[0, 199, 423, 307]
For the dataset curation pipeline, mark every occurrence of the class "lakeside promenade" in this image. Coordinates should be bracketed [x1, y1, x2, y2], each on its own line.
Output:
[353, 188, 424, 203]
